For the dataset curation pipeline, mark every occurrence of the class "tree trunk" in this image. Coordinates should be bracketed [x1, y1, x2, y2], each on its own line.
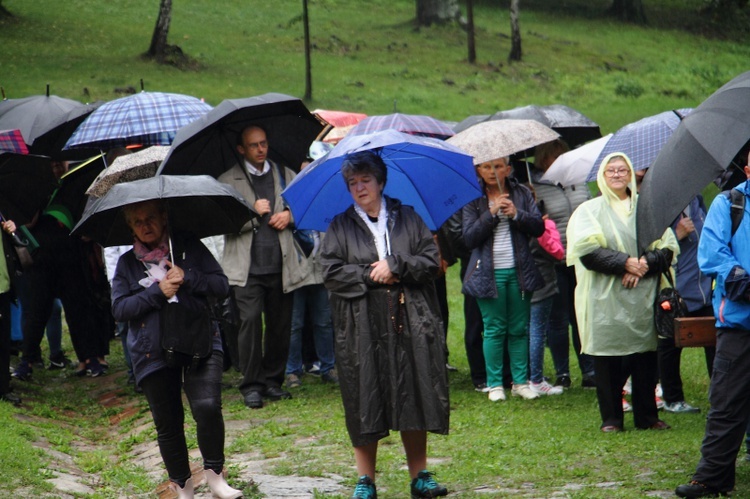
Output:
[466, 0, 476, 63]
[608, 0, 647, 24]
[0, 1, 13, 18]
[303, 0, 312, 101]
[508, 0, 522, 62]
[147, 0, 173, 58]
[416, 0, 460, 26]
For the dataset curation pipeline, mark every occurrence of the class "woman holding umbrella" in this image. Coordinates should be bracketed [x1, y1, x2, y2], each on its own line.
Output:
[461, 156, 545, 402]
[111, 200, 242, 499]
[0, 218, 21, 406]
[566, 153, 678, 432]
[321, 151, 449, 499]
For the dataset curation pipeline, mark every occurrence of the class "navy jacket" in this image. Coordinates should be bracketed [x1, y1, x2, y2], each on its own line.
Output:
[461, 177, 545, 298]
[111, 234, 229, 385]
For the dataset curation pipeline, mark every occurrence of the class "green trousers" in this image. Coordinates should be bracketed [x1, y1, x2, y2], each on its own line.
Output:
[476, 268, 531, 388]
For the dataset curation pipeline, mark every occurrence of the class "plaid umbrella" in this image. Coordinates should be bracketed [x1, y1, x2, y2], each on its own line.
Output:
[348, 113, 455, 139]
[86, 146, 168, 198]
[0, 129, 29, 154]
[587, 108, 693, 181]
[64, 91, 212, 151]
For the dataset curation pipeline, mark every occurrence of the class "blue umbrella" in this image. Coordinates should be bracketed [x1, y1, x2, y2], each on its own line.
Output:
[64, 91, 212, 151]
[281, 129, 481, 231]
[586, 108, 693, 181]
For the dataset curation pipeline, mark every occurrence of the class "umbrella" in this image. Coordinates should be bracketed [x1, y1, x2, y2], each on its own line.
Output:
[72, 175, 257, 247]
[541, 134, 612, 186]
[313, 109, 367, 127]
[64, 91, 212, 151]
[453, 114, 491, 133]
[0, 153, 58, 225]
[44, 154, 107, 229]
[28, 101, 103, 160]
[638, 71, 750, 253]
[0, 129, 29, 154]
[0, 94, 85, 147]
[586, 108, 693, 181]
[347, 113, 455, 139]
[488, 104, 602, 147]
[281, 129, 481, 232]
[86, 146, 169, 198]
[446, 119, 560, 166]
[157, 93, 324, 177]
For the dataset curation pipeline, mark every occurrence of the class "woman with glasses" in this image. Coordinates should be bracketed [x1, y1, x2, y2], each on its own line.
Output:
[567, 153, 679, 432]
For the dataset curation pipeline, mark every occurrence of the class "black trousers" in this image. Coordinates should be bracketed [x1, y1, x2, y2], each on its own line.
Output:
[657, 305, 715, 404]
[460, 258, 486, 386]
[0, 292, 11, 394]
[693, 328, 750, 493]
[594, 352, 659, 429]
[232, 273, 293, 395]
[140, 351, 225, 483]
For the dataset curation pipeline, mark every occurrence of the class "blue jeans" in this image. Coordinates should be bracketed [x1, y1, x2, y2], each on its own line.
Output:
[529, 296, 555, 384]
[286, 284, 335, 376]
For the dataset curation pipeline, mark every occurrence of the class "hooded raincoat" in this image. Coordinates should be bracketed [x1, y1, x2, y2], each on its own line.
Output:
[567, 153, 679, 356]
[321, 196, 449, 447]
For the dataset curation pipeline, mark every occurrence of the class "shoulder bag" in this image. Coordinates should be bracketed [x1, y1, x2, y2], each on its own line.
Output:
[654, 270, 688, 340]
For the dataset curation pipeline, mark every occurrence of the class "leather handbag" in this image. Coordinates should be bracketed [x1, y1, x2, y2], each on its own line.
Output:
[159, 300, 213, 369]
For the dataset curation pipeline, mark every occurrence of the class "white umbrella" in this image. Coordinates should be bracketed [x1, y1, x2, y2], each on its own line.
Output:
[541, 133, 612, 187]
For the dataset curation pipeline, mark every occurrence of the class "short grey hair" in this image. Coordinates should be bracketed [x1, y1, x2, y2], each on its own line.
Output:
[341, 150, 387, 187]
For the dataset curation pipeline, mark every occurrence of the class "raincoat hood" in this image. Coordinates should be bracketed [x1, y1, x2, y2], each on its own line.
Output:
[596, 152, 637, 212]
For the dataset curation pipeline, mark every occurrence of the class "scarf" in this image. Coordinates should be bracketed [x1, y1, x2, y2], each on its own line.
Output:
[354, 200, 389, 260]
[133, 231, 170, 265]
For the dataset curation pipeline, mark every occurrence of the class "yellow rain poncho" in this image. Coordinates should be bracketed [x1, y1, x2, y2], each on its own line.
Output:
[566, 153, 679, 356]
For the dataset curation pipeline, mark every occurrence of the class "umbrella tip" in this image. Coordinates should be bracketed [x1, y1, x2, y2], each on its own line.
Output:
[140, 79, 144, 91]
[46, 84, 50, 97]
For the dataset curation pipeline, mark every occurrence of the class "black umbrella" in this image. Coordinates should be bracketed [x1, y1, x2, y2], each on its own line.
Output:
[452, 114, 491, 133]
[28, 101, 103, 160]
[637, 70, 750, 253]
[0, 94, 85, 147]
[0, 152, 58, 225]
[157, 93, 325, 177]
[488, 104, 602, 147]
[72, 175, 258, 247]
[45, 154, 107, 229]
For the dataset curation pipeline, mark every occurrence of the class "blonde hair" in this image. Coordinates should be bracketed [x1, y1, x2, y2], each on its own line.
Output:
[534, 139, 569, 170]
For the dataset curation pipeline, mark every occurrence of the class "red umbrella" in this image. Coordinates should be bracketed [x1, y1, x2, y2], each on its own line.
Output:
[313, 109, 367, 127]
[0, 129, 29, 154]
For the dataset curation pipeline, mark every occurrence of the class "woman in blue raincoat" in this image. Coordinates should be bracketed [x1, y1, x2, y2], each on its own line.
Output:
[567, 153, 679, 432]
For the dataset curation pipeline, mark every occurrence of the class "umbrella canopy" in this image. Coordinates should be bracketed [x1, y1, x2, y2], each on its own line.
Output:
[64, 91, 212, 151]
[86, 146, 169, 198]
[28, 101, 103, 160]
[488, 104, 601, 148]
[447, 119, 560, 166]
[541, 134, 612, 186]
[72, 175, 257, 247]
[281, 129, 481, 232]
[587, 108, 693, 181]
[0, 94, 85, 147]
[638, 71, 750, 253]
[313, 109, 367, 127]
[0, 129, 29, 154]
[348, 113, 455, 139]
[453, 114, 491, 134]
[0, 153, 58, 225]
[45, 154, 107, 229]
[157, 93, 324, 177]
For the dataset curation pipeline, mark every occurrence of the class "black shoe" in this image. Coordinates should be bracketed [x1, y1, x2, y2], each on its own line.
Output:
[410, 470, 447, 498]
[264, 386, 292, 401]
[675, 481, 724, 498]
[445, 363, 458, 372]
[48, 353, 71, 370]
[11, 361, 32, 381]
[582, 375, 597, 389]
[554, 375, 572, 388]
[0, 392, 21, 406]
[244, 391, 263, 409]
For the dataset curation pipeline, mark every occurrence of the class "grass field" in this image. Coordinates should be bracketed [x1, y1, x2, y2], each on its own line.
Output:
[1, 0, 749, 497]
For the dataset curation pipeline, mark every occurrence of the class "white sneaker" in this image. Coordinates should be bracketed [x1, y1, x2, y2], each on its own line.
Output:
[488, 386, 506, 402]
[530, 380, 564, 396]
[655, 382, 663, 398]
[511, 383, 540, 400]
[622, 398, 632, 412]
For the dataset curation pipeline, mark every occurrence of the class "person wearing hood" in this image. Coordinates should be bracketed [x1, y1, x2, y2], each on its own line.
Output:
[461, 156, 545, 403]
[567, 153, 678, 433]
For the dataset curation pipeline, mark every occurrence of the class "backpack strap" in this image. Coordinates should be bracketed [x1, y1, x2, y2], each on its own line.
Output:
[729, 188, 745, 237]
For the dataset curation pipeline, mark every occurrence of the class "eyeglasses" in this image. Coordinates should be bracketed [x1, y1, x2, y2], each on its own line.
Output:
[603, 168, 631, 178]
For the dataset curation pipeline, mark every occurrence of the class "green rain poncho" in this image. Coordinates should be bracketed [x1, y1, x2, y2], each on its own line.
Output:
[566, 153, 679, 356]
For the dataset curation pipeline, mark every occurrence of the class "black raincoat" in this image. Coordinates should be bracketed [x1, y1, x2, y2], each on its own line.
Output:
[321, 196, 450, 446]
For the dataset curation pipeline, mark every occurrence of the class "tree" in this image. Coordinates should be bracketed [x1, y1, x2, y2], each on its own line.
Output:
[416, 0, 460, 26]
[608, 0, 647, 24]
[303, 0, 312, 100]
[0, 1, 13, 18]
[508, 0, 521, 62]
[466, 0, 476, 63]
[147, 0, 173, 60]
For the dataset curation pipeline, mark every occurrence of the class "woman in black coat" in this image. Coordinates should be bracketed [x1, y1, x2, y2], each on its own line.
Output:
[321, 151, 449, 499]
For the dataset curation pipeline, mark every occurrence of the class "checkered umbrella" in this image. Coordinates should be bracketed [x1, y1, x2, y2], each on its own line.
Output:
[0, 129, 29, 154]
[347, 113, 455, 140]
[586, 108, 693, 181]
[64, 91, 212, 150]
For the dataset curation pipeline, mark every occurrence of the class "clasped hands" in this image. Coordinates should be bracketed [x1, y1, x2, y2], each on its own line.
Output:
[370, 259, 399, 285]
[622, 256, 648, 289]
[489, 194, 517, 219]
[254, 198, 291, 231]
[159, 261, 185, 299]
